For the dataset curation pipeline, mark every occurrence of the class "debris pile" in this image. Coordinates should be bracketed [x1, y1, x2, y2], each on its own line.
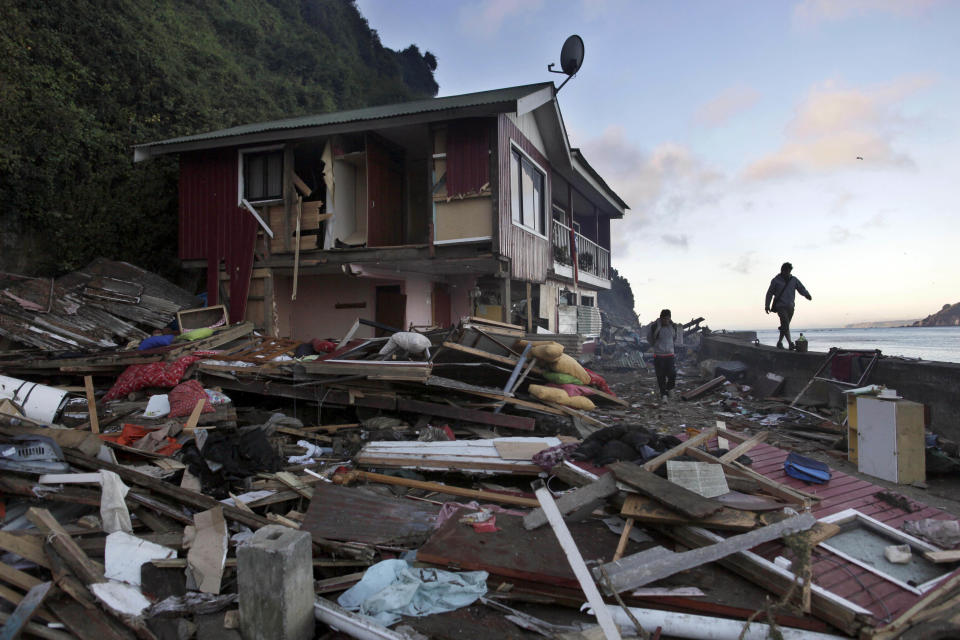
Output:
[1, 274, 959, 639]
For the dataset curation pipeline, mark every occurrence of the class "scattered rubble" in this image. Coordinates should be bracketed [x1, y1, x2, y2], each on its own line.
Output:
[0, 269, 959, 639]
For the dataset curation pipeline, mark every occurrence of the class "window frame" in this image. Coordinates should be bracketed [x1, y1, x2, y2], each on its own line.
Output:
[508, 142, 547, 238]
[238, 145, 284, 205]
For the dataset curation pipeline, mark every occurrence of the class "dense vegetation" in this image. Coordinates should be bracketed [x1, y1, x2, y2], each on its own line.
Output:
[0, 0, 438, 277]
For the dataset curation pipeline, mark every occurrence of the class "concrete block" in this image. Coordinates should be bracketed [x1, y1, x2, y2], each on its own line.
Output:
[237, 525, 314, 640]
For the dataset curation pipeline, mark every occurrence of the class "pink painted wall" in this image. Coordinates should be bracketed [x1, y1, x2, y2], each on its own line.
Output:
[448, 274, 477, 323]
[275, 275, 379, 341]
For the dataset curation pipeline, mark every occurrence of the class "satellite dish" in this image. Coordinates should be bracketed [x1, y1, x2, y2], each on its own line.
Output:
[548, 35, 585, 92]
[560, 35, 585, 76]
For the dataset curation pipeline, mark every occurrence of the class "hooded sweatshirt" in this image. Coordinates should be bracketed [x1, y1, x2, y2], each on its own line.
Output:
[766, 273, 810, 311]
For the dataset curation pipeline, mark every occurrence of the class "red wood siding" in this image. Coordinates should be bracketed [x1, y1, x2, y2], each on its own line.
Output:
[497, 114, 550, 283]
[734, 440, 960, 624]
[178, 149, 257, 323]
[446, 119, 490, 196]
[367, 136, 404, 247]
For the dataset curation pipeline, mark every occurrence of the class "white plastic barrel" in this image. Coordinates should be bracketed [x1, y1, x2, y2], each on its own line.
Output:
[0, 375, 69, 424]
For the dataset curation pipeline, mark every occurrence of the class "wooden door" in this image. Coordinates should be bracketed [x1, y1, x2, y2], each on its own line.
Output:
[375, 285, 406, 336]
[366, 136, 404, 247]
[432, 283, 452, 328]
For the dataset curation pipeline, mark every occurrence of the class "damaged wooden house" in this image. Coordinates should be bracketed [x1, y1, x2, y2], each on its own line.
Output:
[133, 82, 628, 341]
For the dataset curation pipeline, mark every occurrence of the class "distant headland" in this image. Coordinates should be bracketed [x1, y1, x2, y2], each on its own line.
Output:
[844, 319, 918, 329]
[912, 302, 960, 327]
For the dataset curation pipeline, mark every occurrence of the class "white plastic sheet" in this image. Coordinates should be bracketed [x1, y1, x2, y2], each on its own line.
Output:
[338, 559, 487, 626]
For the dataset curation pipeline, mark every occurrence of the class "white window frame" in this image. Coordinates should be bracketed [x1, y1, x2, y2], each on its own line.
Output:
[509, 142, 547, 238]
[818, 509, 951, 595]
[237, 145, 284, 206]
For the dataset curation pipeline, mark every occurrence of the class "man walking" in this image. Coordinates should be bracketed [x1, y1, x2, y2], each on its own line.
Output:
[765, 262, 812, 350]
[648, 309, 681, 400]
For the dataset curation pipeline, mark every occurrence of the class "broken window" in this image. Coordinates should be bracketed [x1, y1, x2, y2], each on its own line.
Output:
[510, 147, 544, 235]
[243, 150, 283, 202]
[819, 509, 959, 594]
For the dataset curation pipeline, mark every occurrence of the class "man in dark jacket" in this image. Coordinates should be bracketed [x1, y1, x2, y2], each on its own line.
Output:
[765, 262, 812, 350]
[648, 309, 681, 400]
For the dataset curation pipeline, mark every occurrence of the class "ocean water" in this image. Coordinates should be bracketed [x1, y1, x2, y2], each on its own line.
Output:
[752, 326, 960, 364]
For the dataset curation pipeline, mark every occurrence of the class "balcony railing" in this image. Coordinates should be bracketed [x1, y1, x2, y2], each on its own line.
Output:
[552, 219, 610, 281]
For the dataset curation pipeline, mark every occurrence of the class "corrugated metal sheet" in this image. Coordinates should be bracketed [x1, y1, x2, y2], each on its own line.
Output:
[742, 441, 960, 623]
[137, 83, 553, 155]
[577, 305, 602, 336]
[178, 149, 257, 323]
[299, 482, 439, 546]
[497, 114, 549, 283]
[446, 119, 490, 196]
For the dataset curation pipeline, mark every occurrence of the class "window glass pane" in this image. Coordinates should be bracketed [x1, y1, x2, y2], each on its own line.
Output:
[521, 158, 535, 229]
[246, 156, 265, 200]
[532, 166, 543, 233]
[266, 153, 282, 199]
[510, 151, 521, 222]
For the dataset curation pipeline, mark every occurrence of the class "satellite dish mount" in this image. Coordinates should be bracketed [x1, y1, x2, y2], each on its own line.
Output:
[547, 35, 585, 92]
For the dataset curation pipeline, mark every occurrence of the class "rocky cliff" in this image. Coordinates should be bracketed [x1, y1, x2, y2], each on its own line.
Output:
[913, 302, 960, 327]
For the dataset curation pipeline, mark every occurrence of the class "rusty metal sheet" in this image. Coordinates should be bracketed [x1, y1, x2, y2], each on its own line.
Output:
[300, 483, 439, 546]
[417, 512, 628, 589]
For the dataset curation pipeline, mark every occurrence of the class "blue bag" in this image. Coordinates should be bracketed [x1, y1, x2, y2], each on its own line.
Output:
[784, 452, 831, 484]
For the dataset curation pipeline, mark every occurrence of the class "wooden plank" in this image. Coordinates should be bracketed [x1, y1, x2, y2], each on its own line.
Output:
[0, 532, 50, 569]
[440, 341, 521, 367]
[642, 427, 717, 472]
[609, 461, 722, 519]
[595, 512, 816, 594]
[183, 398, 205, 431]
[663, 525, 872, 636]
[523, 473, 618, 530]
[494, 440, 550, 460]
[680, 375, 725, 401]
[83, 376, 99, 434]
[396, 397, 535, 430]
[24, 508, 104, 585]
[924, 549, 960, 564]
[0, 581, 52, 640]
[718, 430, 769, 463]
[683, 447, 814, 507]
[335, 470, 540, 508]
[0, 585, 56, 625]
[0, 610, 70, 640]
[0, 562, 43, 592]
[620, 494, 757, 531]
[533, 483, 622, 640]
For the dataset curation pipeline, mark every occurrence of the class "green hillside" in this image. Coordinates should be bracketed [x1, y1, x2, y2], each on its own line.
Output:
[0, 0, 438, 277]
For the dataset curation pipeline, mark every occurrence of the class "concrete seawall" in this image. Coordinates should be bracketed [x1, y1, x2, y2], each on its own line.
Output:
[700, 335, 960, 442]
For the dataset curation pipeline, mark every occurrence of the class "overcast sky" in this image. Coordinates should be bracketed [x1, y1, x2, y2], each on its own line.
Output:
[356, 0, 959, 329]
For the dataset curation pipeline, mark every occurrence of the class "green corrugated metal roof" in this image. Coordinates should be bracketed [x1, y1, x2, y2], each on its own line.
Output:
[135, 82, 553, 152]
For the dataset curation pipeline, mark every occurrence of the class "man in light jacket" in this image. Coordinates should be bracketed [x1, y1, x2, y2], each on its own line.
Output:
[765, 262, 812, 350]
[647, 309, 682, 400]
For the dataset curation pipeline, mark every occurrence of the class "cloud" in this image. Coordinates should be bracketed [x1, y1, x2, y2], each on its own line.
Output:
[793, 0, 943, 27]
[830, 192, 854, 216]
[577, 128, 723, 259]
[723, 252, 758, 275]
[661, 234, 690, 249]
[694, 86, 760, 127]
[743, 76, 934, 180]
[459, 0, 544, 37]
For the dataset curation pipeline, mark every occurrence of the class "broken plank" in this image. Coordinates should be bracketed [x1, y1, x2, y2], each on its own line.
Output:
[0, 562, 43, 592]
[595, 512, 816, 594]
[684, 447, 815, 507]
[924, 549, 960, 564]
[0, 584, 57, 625]
[83, 376, 99, 434]
[0, 610, 70, 640]
[523, 473, 618, 530]
[620, 494, 757, 531]
[0, 532, 51, 569]
[25, 508, 104, 585]
[664, 525, 872, 636]
[680, 375, 725, 401]
[642, 427, 717, 472]
[718, 430, 769, 463]
[335, 470, 540, 508]
[0, 581, 52, 640]
[396, 398, 534, 430]
[609, 461, 722, 519]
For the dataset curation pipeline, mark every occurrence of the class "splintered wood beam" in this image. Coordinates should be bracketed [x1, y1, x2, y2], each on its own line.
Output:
[83, 376, 99, 434]
[609, 461, 722, 519]
[0, 581, 52, 640]
[718, 430, 769, 463]
[523, 472, 618, 530]
[642, 427, 717, 472]
[25, 508, 104, 585]
[620, 494, 757, 531]
[595, 513, 816, 594]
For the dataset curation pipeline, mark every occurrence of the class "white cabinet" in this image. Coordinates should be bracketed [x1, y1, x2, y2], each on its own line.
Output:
[856, 397, 925, 484]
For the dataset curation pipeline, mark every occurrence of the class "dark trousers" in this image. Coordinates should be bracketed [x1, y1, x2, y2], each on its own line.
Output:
[653, 355, 676, 396]
[776, 305, 795, 345]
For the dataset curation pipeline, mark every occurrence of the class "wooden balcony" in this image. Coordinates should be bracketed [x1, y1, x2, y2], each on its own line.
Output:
[552, 219, 610, 283]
